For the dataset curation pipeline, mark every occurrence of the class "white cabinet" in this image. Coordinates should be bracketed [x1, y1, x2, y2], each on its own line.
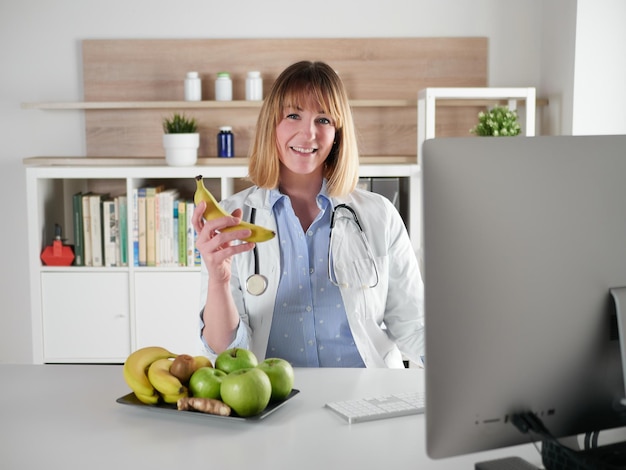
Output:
[25, 159, 420, 364]
[40, 272, 130, 362]
[134, 271, 202, 354]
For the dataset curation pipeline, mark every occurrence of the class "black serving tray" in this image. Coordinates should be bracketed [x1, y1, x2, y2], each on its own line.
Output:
[116, 389, 300, 421]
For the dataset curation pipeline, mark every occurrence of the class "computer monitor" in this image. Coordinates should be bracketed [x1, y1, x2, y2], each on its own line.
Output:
[422, 135, 626, 464]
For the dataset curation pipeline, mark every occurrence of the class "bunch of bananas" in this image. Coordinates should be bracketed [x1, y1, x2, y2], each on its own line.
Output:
[123, 346, 212, 405]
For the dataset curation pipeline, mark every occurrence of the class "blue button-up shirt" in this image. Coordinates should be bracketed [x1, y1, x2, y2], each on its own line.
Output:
[265, 185, 365, 367]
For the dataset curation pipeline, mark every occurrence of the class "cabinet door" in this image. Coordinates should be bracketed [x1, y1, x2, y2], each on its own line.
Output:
[41, 272, 130, 362]
[134, 271, 202, 354]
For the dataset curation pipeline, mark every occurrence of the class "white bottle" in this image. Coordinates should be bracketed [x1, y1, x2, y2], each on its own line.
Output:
[184, 72, 202, 101]
[245, 71, 263, 101]
[215, 72, 233, 101]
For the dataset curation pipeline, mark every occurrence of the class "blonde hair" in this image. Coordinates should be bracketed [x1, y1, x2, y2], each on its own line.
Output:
[248, 61, 359, 197]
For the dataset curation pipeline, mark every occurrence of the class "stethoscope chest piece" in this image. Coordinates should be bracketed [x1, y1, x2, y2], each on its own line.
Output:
[246, 273, 268, 296]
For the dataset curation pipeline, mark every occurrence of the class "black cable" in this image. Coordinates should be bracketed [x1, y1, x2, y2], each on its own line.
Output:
[592, 430, 600, 449]
[512, 412, 624, 470]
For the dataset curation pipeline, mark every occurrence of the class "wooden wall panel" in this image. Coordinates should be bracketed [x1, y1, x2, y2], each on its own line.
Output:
[82, 38, 488, 159]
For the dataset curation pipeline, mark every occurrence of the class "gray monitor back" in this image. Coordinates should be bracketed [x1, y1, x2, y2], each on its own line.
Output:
[422, 135, 626, 459]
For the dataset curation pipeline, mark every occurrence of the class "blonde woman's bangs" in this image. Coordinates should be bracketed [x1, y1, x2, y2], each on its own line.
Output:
[278, 82, 345, 131]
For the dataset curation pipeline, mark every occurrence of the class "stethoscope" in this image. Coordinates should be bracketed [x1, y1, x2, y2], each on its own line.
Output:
[245, 203, 379, 295]
[245, 208, 269, 296]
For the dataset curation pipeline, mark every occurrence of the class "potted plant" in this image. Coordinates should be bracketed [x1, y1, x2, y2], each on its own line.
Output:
[162, 113, 199, 166]
[470, 105, 521, 137]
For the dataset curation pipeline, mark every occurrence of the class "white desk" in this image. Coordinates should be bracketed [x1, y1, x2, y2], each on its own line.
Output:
[0, 365, 542, 469]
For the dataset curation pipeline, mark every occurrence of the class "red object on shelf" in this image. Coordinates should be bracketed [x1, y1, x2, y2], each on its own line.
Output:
[41, 224, 75, 266]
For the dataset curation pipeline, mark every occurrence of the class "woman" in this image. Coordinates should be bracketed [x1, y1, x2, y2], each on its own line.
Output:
[192, 61, 424, 368]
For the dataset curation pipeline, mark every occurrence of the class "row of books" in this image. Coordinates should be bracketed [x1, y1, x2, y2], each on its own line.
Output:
[72, 187, 200, 267]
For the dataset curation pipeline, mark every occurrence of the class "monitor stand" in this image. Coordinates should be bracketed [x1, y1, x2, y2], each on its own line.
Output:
[610, 287, 626, 406]
[474, 456, 540, 469]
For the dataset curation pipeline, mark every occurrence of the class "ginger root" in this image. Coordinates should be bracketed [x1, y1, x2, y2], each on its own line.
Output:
[177, 396, 231, 416]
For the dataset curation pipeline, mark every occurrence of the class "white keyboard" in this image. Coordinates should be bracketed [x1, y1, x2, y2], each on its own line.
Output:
[325, 391, 425, 424]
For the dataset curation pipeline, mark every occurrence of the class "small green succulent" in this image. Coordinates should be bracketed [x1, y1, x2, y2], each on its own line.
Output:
[470, 105, 521, 137]
[163, 113, 198, 134]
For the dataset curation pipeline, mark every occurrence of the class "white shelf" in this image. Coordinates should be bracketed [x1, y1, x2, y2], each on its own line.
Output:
[417, 87, 537, 162]
[21, 99, 418, 110]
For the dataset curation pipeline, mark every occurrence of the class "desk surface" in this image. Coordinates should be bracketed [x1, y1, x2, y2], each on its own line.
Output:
[0, 365, 542, 469]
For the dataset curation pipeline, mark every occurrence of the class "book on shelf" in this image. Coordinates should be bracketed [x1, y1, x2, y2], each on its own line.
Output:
[89, 193, 108, 267]
[137, 187, 147, 267]
[177, 200, 187, 267]
[117, 195, 128, 267]
[81, 193, 93, 266]
[72, 192, 84, 266]
[157, 188, 179, 267]
[145, 185, 164, 267]
[172, 200, 179, 267]
[131, 189, 139, 267]
[102, 199, 118, 267]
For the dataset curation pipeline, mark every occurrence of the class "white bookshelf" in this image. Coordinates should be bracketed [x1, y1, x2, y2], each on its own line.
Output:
[24, 158, 420, 363]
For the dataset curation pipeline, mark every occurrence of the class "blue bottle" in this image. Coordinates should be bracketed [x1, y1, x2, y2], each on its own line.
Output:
[217, 126, 234, 158]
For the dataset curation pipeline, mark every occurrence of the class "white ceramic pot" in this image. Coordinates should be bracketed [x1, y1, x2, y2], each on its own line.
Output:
[163, 133, 200, 166]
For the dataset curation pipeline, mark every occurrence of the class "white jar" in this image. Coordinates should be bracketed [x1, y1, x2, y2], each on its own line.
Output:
[215, 72, 232, 101]
[184, 72, 202, 101]
[245, 71, 263, 101]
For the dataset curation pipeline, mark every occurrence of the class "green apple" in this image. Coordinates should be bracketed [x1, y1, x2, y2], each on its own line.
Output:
[220, 367, 272, 417]
[189, 367, 226, 399]
[256, 358, 294, 402]
[215, 348, 258, 374]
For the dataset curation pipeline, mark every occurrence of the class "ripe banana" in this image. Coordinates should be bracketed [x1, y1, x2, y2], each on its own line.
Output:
[147, 358, 188, 403]
[123, 346, 176, 404]
[194, 355, 213, 369]
[194, 175, 275, 243]
[135, 392, 160, 405]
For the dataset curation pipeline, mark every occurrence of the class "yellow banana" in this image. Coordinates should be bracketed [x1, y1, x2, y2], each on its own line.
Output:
[193, 355, 213, 369]
[162, 391, 188, 404]
[135, 392, 160, 405]
[194, 175, 275, 243]
[123, 346, 176, 402]
[148, 358, 188, 401]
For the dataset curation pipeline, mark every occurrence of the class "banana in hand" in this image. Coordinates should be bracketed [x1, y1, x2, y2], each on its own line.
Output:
[123, 346, 176, 404]
[147, 358, 188, 404]
[194, 175, 275, 243]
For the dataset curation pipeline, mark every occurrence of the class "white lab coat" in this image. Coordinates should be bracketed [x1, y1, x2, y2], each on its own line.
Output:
[199, 186, 425, 368]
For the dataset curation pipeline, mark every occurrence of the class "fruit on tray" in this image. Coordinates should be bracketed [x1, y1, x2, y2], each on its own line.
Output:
[220, 367, 272, 417]
[121, 346, 294, 417]
[169, 354, 198, 383]
[122, 346, 176, 405]
[214, 347, 258, 374]
[257, 358, 295, 402]
[189, 367, 227, 400]
[177, 396, 231, 416]
[194, 175, 275, 243]
[147, 358, 188, 404]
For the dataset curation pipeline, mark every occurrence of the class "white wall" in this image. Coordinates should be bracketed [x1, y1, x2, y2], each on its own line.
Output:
[572, 0, 626, 135]
[0, 0, 595, 364]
